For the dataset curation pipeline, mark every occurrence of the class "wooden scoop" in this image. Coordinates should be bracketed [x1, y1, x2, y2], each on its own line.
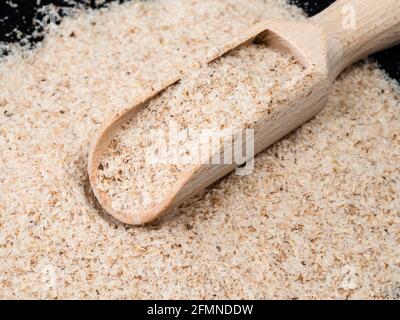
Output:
[88, 0, 400, 225]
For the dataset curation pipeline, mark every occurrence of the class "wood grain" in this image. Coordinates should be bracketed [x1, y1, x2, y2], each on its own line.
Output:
[88, 0, 400, 225]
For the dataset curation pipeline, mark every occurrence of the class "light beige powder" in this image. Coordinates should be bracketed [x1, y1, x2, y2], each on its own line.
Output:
[0, 0, 399, 299]
[96, 43, 318, 215]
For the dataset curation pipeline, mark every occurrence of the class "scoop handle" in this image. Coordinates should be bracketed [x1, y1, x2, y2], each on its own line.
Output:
[311, 0, 400, 78]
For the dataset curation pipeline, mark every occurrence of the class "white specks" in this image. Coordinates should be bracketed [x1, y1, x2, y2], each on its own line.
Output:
[0, 0, 398, 300]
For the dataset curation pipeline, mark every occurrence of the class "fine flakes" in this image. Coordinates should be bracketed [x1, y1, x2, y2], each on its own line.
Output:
[0, 0, 399, 300]
[96, 44, 316, 215]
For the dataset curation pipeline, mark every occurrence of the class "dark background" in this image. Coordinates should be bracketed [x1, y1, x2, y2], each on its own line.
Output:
[0, 0, 399, 83]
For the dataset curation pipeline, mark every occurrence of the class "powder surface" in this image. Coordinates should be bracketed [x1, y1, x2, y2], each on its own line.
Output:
[0, 0, 399, 299]
[96, 44, 317, 215]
